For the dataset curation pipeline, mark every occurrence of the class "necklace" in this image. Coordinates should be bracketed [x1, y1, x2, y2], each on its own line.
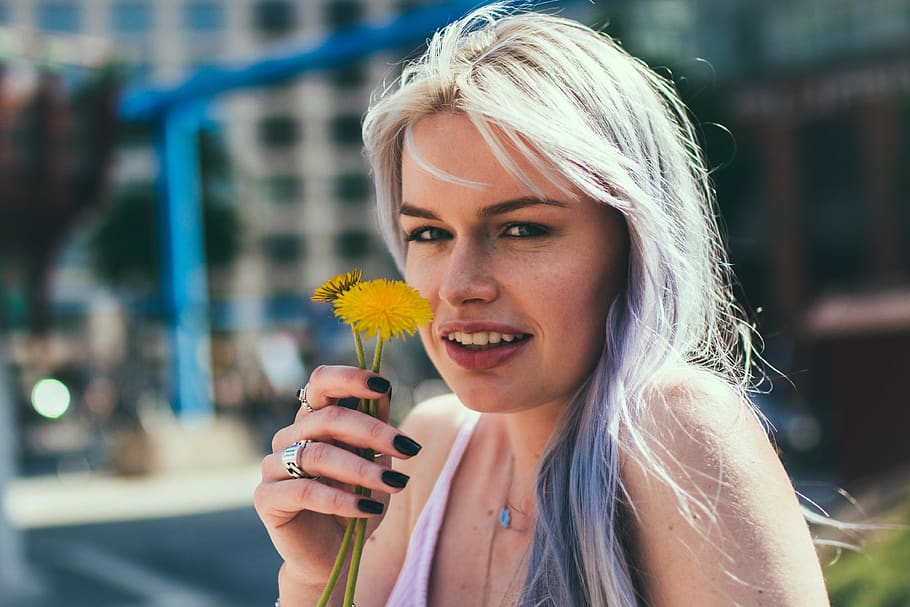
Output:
[498, 454, 516, 529]
[482, 453, 516, 607]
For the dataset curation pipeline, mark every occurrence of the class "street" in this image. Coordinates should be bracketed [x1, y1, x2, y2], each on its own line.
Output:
[6, 507, 282, 607]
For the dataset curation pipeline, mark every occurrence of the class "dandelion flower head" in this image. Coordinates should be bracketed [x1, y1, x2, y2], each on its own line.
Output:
[312, 269, 363, 303]
[334, 279, 433, 341]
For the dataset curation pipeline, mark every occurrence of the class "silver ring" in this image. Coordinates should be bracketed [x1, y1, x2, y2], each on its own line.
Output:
[297, 384, 314, 413]
[282, 440, 317, 479]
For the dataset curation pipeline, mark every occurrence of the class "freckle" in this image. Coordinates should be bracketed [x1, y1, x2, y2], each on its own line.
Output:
[486, 509, 494, 515]
[668, 523, 674, 531]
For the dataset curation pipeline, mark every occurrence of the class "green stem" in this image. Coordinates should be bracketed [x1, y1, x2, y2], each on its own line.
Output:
[352, 328, 366, 370]
[340, 337, 386, 606]
[342, 518, 369, 607]
[316, 519, 357, 607]
[371, 338, 384, 374]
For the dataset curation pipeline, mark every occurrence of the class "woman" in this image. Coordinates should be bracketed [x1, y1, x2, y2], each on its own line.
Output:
[255, 5, 830, 606]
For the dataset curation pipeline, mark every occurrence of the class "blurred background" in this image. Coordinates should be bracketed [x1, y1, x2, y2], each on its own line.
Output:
[0, 0, 907, 605]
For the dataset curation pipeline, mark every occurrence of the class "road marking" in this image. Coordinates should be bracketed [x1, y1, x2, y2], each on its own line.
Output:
[52, 541, 232, 607]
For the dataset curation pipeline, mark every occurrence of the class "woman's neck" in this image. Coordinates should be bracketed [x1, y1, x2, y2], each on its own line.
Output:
[499, 400, 563, 475]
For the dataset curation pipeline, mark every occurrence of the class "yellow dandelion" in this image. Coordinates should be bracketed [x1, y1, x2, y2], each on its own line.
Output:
[334, 279, 433, 342]
[312, 268, 363, 303]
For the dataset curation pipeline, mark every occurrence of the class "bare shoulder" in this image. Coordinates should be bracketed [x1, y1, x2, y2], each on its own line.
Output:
[621, 365, 829, 607]
[634, 365, 769, 461]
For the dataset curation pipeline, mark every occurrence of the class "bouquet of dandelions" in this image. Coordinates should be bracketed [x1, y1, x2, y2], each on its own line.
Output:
[311, 269, 433, 607]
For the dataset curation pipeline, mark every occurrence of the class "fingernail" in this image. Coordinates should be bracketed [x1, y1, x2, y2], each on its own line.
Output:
[393, 434, 422, 457]
[366, 376, 391, 394]
[338, 397, 360, 410]
[381, 470, 410, 489]
[357, 498, 384, 514]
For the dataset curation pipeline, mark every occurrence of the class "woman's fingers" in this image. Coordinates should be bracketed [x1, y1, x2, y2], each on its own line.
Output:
[272, 405, 421, 459]
[254, 476, 386, 521]
[261, 441, 410, 493]
[295, 365, 391, 419]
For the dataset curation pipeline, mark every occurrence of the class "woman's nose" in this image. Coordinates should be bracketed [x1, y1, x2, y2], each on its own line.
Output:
[438, 240, 498, 306]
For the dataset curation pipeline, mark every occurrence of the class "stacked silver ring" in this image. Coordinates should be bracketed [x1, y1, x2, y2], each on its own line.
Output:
[282, 439, 316, 479]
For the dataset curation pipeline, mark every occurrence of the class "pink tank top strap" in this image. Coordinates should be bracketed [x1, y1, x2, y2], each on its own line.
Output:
[384, 407, 481, 607]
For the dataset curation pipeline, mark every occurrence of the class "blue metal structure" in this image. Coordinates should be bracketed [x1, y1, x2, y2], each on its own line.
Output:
[118, 0, 502, 420]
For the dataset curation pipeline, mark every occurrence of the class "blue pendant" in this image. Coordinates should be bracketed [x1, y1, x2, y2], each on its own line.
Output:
[499, 506, 511, 529]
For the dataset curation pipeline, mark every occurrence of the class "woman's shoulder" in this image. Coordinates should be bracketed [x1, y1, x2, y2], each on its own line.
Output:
[637, 364, 764, 449]
[626, 364, 778, 509]
[622, 364, 829, 605]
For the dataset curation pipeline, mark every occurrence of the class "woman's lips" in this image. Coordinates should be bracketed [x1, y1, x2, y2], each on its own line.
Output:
[442, 334, 530, 370]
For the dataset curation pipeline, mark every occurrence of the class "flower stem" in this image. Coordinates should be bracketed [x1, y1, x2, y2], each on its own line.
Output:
[371, 338, 384, 374]
[316, 519, 356, 607]
[352, 328, 366, 370]
[342, 518, 369, 607]
[340, 337, 386, 606]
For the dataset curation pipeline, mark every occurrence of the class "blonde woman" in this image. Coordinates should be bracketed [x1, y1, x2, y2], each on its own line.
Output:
[255, 5, 830, 606]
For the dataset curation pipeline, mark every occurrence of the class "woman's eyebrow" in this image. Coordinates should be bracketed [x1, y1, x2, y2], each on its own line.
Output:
[480, 197, 569, 217]
[399, 197, 568, 219]
[399, 203, 439, 219]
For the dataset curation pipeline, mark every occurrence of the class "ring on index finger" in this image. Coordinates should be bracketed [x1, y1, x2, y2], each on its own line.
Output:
[297, 384, 314, 413]
[282, 440, 318, 480]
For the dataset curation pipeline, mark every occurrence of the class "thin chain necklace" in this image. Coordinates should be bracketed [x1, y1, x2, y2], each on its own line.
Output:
[482, 454, 513, 607]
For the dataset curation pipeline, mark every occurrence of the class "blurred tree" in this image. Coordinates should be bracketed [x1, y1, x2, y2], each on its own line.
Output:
[0, 63, 120, 334]
[89, 127, 240, 290]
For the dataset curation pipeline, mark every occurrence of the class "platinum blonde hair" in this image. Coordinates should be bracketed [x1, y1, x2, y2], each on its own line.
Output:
[363, 4, 754, 605]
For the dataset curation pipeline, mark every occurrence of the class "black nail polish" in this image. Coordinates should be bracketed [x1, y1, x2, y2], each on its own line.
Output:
[381, 470, 410, 489]
[357, 498, 385, 514]
[366, 376, 391, 394]
[338, 397, 360, 410]
[393, 434, 422, 457]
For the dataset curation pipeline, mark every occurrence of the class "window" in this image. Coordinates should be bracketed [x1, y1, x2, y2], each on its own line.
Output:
[333, 171, 370, 204]
[261, 234, 303, 263]
[0, 4, 9, 25]
[111, 1, 152, 34]
[261, 175, 302, 204]
[183, 1, 225, 32]
[36, 2, 81, 33]
[325, 0, 363, 29]
[257, 114, 301, 148]
[253, 0, 296, 35]
[330, 63, 368, 89]
[335, 230, 371, 260]
[329, 114, 362, 146]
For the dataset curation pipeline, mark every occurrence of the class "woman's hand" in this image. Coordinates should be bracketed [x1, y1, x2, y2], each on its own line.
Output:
[254, 365, 422, 594]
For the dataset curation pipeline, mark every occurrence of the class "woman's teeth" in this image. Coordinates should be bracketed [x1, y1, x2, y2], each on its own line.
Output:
[446, 331, 524, 348]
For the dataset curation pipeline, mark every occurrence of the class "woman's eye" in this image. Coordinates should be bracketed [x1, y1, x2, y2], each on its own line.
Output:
[405, 226, 451, 242]
[503, 223, 548, 238]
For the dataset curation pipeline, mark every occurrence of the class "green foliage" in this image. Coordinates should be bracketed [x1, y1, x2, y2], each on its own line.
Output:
[90, 186, 240, 285]
[825, 503, 910, 606]
[90, 189, 158, 284]
[89, 127, 240, 286]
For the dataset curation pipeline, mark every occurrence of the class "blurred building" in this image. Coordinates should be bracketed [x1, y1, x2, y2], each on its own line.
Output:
[609, 0, 910, 486]
[0, 0, 453, 473]
[0, 0, 433, 331]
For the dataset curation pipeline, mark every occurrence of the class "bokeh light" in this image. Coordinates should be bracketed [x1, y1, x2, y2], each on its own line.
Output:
[30, 378, 72, 419]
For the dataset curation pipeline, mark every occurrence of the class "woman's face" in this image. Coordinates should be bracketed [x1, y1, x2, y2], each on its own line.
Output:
[400, 113, 628, 416]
